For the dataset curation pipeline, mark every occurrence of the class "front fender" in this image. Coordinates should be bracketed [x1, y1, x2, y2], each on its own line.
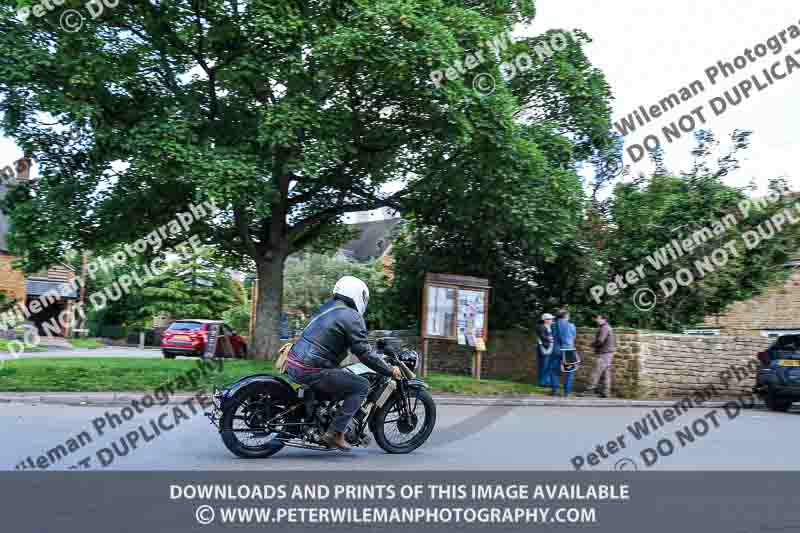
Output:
[404, 378, 429, 390]
[219, 374, 297, 408]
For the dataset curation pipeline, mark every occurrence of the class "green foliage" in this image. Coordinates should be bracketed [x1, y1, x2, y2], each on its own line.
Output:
[0, 357, 549, 396]
[82, 255, 148, 329]
[579, 130, 800, 330]
[83, 248, 243, 329]
[0, 292, 13, 314]
[0, 0, 613, 353]
[223, 303, 251, 334]
[392, 130, 800, 332]
[283, 252, 394, 330]
[136, 248, 244, 321]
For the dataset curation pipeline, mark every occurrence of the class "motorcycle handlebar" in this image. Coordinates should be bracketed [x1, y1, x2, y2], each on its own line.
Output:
[386, 354, 416, 380]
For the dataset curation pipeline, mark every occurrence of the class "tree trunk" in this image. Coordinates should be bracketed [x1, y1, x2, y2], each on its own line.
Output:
[251, 252, 287, 359]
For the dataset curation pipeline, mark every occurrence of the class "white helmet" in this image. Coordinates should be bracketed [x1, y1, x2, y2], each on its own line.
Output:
[333, 276, 370, 316]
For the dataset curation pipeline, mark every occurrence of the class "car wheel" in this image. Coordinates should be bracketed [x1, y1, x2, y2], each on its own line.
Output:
[238, 344, 248, 359]
[766, 387, 792, 412]
[163, 351, 176, 360]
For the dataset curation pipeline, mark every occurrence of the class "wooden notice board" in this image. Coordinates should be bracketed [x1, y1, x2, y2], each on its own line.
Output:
[420, 273, 490, 379]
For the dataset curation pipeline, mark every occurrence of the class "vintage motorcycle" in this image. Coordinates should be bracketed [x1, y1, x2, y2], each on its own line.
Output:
[206, 342, 436, 457]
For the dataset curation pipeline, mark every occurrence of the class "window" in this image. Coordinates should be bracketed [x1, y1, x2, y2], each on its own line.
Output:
[168, 321, 204, 331]
[776, 335, 800, 351]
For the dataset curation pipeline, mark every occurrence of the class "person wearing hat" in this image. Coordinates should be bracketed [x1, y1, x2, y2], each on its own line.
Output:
[535, 313, 555, 387]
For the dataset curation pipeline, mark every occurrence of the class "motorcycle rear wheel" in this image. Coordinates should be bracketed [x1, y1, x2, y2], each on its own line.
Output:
[220, 387, 288, 458]
[373, 389, 436, 454]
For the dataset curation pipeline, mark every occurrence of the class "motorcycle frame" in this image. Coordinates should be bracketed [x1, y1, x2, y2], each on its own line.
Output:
[207, 353, 428, 446]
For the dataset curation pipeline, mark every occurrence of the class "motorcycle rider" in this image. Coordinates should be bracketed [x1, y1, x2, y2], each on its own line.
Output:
[286, 276, 402, 450]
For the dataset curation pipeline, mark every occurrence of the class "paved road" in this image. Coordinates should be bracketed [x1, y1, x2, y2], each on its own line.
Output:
[2, 402, 796, 471]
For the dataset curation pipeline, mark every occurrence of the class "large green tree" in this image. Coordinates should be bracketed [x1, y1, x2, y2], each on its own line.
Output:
[0, 0, 613, 355]
[393, 130, 800, 332]
[582, 131, 800, 331]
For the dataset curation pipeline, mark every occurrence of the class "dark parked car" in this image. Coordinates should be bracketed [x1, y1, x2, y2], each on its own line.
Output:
[161, 319, 247, 359]
[755, 334, 800, 412]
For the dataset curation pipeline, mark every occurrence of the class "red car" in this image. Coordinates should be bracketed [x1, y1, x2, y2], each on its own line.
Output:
[161, 319, 248, 359]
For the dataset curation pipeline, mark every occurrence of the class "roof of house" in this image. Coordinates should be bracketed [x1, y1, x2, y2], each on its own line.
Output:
[339, 218, 403, 262]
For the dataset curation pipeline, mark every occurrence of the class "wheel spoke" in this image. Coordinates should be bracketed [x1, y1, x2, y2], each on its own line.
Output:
[381, 396, 429, 447]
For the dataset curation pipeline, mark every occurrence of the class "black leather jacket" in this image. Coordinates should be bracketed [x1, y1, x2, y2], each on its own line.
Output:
[289, 297, 394, 377]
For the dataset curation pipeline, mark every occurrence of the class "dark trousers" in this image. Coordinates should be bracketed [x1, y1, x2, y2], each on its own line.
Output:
[549, 350, 575, 394]
[537, 346, 553, 387]
[289, 367, 369, 433]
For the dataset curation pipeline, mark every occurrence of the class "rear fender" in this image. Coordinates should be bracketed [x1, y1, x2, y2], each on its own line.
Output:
[219, 374, 297, 409]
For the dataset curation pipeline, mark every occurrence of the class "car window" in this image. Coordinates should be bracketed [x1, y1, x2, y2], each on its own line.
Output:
[169, 322, 204, 331]
[223, 324, 234, 336]
[776, 335, 800, 351]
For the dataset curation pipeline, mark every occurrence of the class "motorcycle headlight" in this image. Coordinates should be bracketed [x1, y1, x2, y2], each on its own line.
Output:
[398, 349, 418, 371]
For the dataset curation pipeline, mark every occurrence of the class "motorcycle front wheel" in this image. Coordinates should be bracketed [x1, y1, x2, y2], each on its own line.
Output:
[220, 387, 288, 458]
[373, 389, 436, 454]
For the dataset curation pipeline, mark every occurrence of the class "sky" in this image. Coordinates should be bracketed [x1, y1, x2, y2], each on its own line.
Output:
[525, 0, 800, 193]
[2, 1, 798, 207]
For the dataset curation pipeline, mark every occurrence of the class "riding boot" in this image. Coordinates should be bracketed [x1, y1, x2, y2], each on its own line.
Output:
[323, 430, 351, 451]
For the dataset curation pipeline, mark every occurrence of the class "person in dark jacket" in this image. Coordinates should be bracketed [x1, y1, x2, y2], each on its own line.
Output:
[535, 314, 555, 387]
[586, 314, 616, 398]
[286, 276, 401, 450]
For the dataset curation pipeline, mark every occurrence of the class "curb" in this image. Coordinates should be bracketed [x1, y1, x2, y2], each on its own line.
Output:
[0, 392, 766, 409]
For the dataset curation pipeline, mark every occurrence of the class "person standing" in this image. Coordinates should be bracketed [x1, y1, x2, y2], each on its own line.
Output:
[535, 314, 555, 387]
[587, 314, 616, 398]
[550, 309, 577, 397]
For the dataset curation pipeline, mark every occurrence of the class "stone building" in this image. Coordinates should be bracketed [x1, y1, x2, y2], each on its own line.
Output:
[701, 260, 800, 338]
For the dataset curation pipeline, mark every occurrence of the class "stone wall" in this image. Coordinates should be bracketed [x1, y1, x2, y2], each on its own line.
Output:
[367, 328, 772, 400]
[573, 328, 643, 398]
[368, 328, 641, 394]
[637, 333, 771, 399]
[703, 267, 800, 334]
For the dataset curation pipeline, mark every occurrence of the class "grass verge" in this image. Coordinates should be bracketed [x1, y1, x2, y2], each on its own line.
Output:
[0, 357, 549, 396]
[0, 338, 45, 353]
[68, 338, 106, 349]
